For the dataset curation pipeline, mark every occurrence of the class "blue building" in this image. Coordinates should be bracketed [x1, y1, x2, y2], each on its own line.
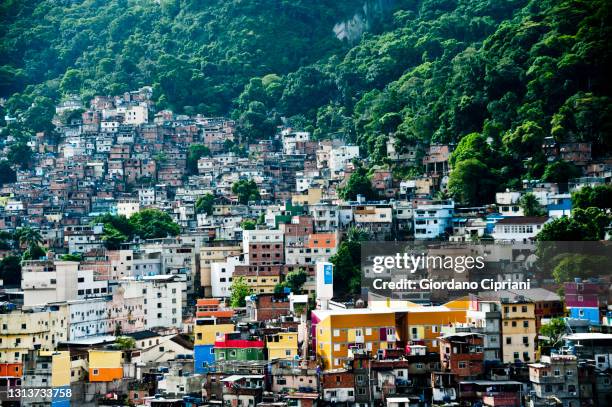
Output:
[413, 201, 454, 239]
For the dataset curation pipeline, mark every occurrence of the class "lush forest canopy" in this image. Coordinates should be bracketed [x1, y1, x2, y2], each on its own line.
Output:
[1, 0, 610, 201]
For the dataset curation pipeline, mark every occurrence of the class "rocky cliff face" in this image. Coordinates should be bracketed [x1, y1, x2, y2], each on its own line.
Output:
[333, 0, 397, 44]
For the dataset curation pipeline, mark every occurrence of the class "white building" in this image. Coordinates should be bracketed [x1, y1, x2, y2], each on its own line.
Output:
[282, 130, 310, 155]
[21, 261, 108, 307]
[210, 255, 243, 298]
[496, 191, 524, 217]
[491, 217, 548, 242]
[123, 103, 149, 125]
[308, 203, 340, 232]
[117, 199, 140, 218]
[329, 145, 359, 176]
[118, 276, 184, 329]
[66, 298, 108, 340]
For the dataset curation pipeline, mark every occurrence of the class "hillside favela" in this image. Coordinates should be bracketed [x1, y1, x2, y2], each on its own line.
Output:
[0, 0, 611, 406]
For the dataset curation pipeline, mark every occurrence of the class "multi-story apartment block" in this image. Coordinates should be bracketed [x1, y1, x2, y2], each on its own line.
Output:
[21, 261, 108, 307]
[529, 354, 579, 407]
[501, 299, 537, 363]
[413, 201, 454, 239]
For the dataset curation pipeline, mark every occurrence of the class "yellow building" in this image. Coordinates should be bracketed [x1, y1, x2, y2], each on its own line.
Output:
[500, 300, 537, 363]
[234, 265, 282, 294]
[88, 350, 123, 382]
[39, 351, 71, 387]
[313, 309, 397, 370]
[194, 318, 235, 346]
[398, 306, 468, 352]
[266, 332, 299, 360]
[291, 188, 323, 205]
[0, 307, 68, 363]
[371, 297, 470, 352]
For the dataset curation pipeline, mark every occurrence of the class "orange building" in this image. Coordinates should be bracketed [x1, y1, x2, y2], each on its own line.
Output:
[0, 362, 22, 377]
[306, 233, 338, 249]
[88, 350, 122, 382]
[195, 298, 235, 319]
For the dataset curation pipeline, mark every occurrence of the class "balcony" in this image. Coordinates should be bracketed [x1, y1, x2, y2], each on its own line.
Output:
[532, 375, 563, 384]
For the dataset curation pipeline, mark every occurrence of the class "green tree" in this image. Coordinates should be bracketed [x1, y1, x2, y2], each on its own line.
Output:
[571, 185, 612, 210]
[114, 336, 136, 350]
[0, 161, 16, 186]
[339, 167, 376, 201]
[241, 219, 256, 230]
[60, 69, 82, 93]
[329, 227, 369, 298]
[503, 121, 545, 156]
[447, 159, 498, 206]
[60, 253, 84, 261]
[129, 209, 180, 239]
[15, 227, 43, 249]
[449, 133, 492, 168]
[284, 269, 308, 294]
[540, 318, 568, 349]
[519, 193, 545, 216]
[7, 143, 33, 170]
[551, 254, 608, 284]
[542, 161, 581, 183]
[536, 208, 610, 241]
[187, 144, 211, 174]
[195, 193, 215, 215]
[232, 179, 260, 204]
[0, 255, 22, 286]
[230, 276, 252, 308]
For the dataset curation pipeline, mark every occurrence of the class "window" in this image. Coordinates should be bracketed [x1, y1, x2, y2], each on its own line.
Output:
[333, 344, 340, 351]
[458, 361, 467, 369]
[333, 329, 340, 337]
[554, 369, 560, 376]
[93, 369, 99, 375]
[523, 321, 529, 328]
[513, 352, 519, 360]
[506, 337, 512, 345]
[521, 306, 527, 313]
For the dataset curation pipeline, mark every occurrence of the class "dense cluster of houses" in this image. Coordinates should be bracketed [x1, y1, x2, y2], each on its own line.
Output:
[1, 88, 611, 406]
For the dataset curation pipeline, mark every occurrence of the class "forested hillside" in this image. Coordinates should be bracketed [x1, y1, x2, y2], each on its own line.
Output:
[1, 0, 610, 205]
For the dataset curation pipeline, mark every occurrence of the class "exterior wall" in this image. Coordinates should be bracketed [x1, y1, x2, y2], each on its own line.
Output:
[568, 307, 600, 324]
[402, 309, 468, 352]
[413, 203, 453, 239]
[501, 302, 537, 363]
[0, 362, 22, 377]
[267, 332, 299, 360]
[529, 355, 579, 407]
[194, 345, 215, 373]
[316, 312, 396, 370]
[0, 307, 69, 363]
[88, 350, 122, 382]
